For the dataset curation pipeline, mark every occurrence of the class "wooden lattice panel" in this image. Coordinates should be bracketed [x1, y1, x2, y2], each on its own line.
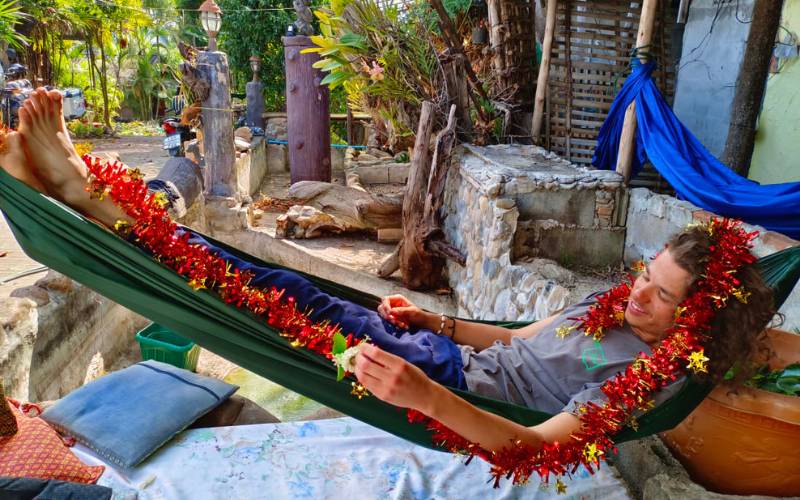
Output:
[544, 0, 677, 173]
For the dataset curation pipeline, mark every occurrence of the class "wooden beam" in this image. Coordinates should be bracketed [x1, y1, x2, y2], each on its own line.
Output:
[615, 0, 658, 184]
[531, 0, 557, 144]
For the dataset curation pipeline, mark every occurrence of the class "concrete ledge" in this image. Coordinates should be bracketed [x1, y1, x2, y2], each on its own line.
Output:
[202, 215, 456, 316]
[613, 436, 784, 500]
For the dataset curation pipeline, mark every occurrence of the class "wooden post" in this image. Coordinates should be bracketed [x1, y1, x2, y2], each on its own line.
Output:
[531, 0, 557, 144]
[488, 0, 505, 83]
[721, 0, 784, 176]
[283, 35, 331, 184]
[197, 50, 237, 197]
[615, 0, 658, 183]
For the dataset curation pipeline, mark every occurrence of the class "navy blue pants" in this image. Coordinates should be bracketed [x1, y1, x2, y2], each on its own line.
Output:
[185, 230, 467, 389]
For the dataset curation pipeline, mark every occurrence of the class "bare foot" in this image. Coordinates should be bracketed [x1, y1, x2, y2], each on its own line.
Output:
[0, 130, 49, 193]
[18, 88, 132, 227]
[18, 87, 89, 206]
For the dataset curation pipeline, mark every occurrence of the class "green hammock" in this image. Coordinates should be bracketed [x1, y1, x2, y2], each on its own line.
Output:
[1, 168, 798, 450]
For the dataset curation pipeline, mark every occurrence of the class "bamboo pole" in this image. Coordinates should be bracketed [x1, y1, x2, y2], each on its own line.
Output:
[615, 0, 658, 183]
[531, 0, 557, 144]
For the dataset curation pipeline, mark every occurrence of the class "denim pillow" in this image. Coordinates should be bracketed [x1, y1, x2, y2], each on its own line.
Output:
[41, 360, 237, 468]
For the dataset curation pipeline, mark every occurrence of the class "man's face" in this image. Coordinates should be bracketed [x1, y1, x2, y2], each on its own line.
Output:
[625, 249, 693, 345]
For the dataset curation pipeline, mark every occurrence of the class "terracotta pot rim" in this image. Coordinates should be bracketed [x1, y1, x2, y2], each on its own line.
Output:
[710, 384, 800, 425]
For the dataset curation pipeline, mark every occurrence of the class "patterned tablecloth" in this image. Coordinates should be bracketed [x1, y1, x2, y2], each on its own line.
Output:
[73, 417, 631, 500]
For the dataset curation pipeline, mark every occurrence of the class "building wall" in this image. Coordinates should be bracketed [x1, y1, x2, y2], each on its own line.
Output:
[672, 0, 754, 158]
[750, 0, 800, 184]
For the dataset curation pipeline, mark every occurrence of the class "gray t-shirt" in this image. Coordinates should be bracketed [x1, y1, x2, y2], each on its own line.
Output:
[460, 293, 685, 414]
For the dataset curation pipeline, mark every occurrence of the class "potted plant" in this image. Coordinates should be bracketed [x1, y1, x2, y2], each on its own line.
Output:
[661, 328, 800, 497]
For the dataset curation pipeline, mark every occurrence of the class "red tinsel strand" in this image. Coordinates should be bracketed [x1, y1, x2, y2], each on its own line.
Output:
[82, 156, 362, 360]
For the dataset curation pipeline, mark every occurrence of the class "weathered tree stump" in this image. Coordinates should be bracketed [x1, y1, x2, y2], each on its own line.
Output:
[379, 102, 465, 289]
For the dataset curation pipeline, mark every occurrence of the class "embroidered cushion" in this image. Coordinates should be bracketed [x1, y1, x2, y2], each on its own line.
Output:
[42, 360, 237, 467]
[0, 402, 104, 483]
[0, 383, 16, 436]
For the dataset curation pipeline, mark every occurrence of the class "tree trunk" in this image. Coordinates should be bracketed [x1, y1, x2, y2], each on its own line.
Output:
[97, 30, 112, 132]
[721, 0, 784, 176]
[380, 103, 465, 290]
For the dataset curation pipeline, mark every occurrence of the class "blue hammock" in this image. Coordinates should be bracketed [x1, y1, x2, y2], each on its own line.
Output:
[592, 61, 800, 238]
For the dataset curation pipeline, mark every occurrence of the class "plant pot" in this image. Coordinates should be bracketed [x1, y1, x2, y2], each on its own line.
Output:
[471, 26, 488, 45]
[661, 329, 800, 497]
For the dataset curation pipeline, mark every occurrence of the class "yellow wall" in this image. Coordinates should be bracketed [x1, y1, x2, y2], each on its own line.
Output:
[750, 0, 800, 184]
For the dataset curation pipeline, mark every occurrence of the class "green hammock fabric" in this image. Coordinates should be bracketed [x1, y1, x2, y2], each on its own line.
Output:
[1, 168, 798, 450]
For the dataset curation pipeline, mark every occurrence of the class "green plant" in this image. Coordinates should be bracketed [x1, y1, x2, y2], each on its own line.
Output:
[730, 363, 800, 397]
[217, 0, 297, 111]
[303, 0, 444, 150]
[0, 0, 28, 48]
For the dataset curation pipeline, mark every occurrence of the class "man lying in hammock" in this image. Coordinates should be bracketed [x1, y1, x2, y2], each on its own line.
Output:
[1, 88, 776, 457]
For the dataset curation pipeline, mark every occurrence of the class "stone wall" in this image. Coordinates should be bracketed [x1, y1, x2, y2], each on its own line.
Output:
[1, 273, 149, 401]
[626, 188, 800, 330]
[442, 144, 626, 321]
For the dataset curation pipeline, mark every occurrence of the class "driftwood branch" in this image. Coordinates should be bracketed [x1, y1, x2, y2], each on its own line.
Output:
[389, 103, 464, 290]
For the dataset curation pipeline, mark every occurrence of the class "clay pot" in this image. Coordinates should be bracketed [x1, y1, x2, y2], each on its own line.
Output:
[661, 329, 800, 497]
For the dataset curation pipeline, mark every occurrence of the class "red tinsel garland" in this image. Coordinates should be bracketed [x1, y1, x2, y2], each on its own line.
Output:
[83, 157, 362, 360]
[83, 156, 757, 490]
[406, 218, 757, 488]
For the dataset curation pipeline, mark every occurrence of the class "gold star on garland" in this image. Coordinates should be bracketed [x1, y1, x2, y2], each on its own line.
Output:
[556, 324, 577, 339]
[733, 287, 751, 304]
[631, 260, 645, 273]
[187, 277, 207, 291]
[687, 350, 709, 374]
[583, 442, 603, 464]
[351, 382, 370, 399]
[153, 191, 170, 209]
[555, 478, 567, 495]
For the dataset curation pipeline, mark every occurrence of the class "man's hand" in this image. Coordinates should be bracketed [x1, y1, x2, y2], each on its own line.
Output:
[377, 294, 429, 330]
[354, 344, 434, 413]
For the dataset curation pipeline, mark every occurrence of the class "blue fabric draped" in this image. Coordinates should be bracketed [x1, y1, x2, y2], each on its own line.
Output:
[592, 61, 800, 238]
[182, 230, 468, 390]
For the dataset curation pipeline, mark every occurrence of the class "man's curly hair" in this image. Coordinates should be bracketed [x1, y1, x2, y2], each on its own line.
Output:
[667, 225, 778, 384]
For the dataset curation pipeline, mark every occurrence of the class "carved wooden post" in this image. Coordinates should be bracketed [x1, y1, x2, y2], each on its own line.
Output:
[615, 0, 658, 183]
[197, 50, 237, 197]
[283, 36, 331, 184]
[246, 80, 265, 129]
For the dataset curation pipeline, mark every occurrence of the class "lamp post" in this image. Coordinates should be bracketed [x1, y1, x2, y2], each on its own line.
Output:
[249, 55, 261, 82]
[198, 0, 222, 52]
[196, 0, 236, 197]
[246, 55, 265, 129]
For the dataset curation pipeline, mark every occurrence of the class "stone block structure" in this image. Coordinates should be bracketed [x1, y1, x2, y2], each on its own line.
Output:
[443, 144, 626, 320]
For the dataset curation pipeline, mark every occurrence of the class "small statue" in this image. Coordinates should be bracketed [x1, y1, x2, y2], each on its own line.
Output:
[293, 0, 314, 36]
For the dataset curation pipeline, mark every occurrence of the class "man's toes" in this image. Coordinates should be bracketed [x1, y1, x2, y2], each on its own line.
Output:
[30, 89, 47, 115]
[48, 89, 63, 107]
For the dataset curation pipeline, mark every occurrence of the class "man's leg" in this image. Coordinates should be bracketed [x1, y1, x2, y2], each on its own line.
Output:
[1, 89, 467, 389]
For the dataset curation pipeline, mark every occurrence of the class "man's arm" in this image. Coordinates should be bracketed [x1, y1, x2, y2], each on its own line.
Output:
[406, 311, 561, 351]
[354, 344, 582, 452]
